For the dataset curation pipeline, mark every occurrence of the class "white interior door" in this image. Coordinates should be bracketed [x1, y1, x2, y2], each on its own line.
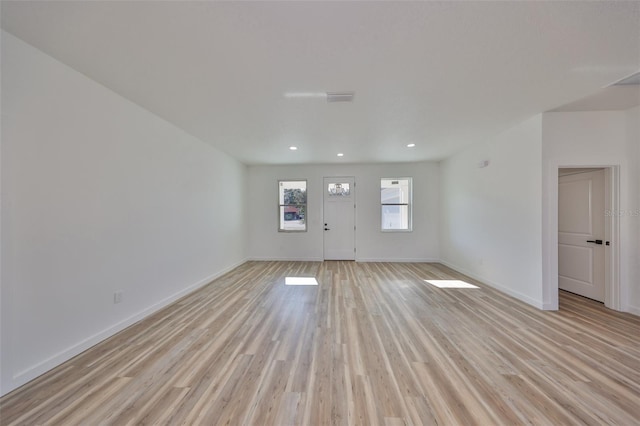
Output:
[323, 177, 355, 260]
[558, 169, 605, 302]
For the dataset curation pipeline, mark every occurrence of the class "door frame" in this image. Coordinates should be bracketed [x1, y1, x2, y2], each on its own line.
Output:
[557, 168, 607, 302]
[322, 176, 356, 260]
[544, 164, 620, 311]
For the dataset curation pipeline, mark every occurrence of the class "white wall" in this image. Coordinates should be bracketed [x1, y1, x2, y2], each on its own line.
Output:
[1, 32, 248, 395]
[630, 106, 640, 314]
[248, 162, 439, 262]
[541, 109, 639, 313]
[439, 116, 544, 307]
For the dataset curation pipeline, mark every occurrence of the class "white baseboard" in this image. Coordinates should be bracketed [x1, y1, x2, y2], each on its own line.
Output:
[9, 258, 248, 394]
[248, 257, 324, 262]
[248, 257, 439, 263]
[356, 258, 439, 263]
[627, 305, 640, 316]
[439, 260, 545, 310]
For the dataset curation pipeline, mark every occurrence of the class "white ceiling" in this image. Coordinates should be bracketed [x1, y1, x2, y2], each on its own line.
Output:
[550, 85, 640, 112]
[2, 1, 639, 165]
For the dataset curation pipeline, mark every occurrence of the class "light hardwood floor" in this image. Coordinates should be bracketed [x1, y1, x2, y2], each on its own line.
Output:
[1, 261, 639, 425]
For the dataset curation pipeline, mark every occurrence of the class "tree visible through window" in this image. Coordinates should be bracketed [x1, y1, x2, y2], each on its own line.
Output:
[279, 180, 307, 232]
[381, 178, 412, 231]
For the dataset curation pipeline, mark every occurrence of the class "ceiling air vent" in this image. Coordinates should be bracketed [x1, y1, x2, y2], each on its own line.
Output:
[326, 92, 355, 103]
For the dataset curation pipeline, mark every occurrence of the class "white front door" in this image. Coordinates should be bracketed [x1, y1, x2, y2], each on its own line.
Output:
[323, 177, 355, 260]
[558, 169, 605, 302]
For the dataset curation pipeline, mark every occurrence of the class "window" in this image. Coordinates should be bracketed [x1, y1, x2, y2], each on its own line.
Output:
[279, 180, 307, 232]
[327, 182, 350, 196]
[381, 178, 412, 231]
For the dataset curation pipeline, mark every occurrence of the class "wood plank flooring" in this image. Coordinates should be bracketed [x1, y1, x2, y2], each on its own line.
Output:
[1, 261, 639, 425]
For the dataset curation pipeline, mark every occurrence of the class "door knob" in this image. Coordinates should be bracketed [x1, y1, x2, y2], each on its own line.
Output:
[586, 239, 603, 245]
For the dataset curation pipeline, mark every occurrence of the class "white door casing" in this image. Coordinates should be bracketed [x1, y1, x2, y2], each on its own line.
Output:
[323, 177, 355, 260]
[558, 169, 605, 302]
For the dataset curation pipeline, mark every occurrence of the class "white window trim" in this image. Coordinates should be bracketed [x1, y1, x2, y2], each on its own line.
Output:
[380, 177, 413, 232]
[278, 179, 308, 233]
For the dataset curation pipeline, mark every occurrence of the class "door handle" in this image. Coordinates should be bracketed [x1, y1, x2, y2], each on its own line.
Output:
[586, 239, 603, 245]
[324, 227, 330, 231]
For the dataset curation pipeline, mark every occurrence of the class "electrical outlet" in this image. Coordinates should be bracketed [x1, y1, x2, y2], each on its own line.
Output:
[114, 291, 123, 304]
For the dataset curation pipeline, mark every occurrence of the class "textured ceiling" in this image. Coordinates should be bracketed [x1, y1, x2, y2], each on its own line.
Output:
[2, 1, 639, 165]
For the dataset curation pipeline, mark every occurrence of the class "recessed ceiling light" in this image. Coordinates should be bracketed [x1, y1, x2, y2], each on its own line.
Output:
[289, 146, 298, 151]
[337, 153, 344, 157]
[407, 143, 416, 148]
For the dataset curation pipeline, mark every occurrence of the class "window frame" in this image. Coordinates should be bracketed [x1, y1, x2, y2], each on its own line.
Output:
[278, 179, 308, 233]
[380, 177, 413, 232]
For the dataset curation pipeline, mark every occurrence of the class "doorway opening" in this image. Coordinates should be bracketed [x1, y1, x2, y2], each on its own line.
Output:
[556, 166, 620, 311]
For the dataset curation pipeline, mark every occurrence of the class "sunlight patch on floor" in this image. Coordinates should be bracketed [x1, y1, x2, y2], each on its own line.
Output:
[424, 279, 479, 289]
[285, 277, 319, 286]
